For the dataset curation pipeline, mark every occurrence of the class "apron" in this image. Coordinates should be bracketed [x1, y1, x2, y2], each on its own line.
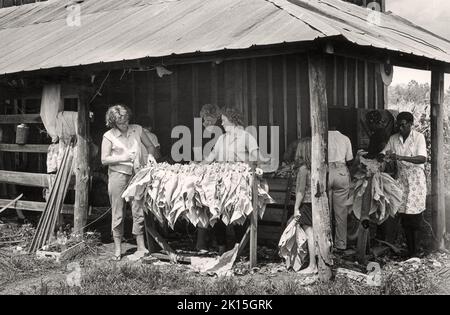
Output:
[397, 162, 427, 214]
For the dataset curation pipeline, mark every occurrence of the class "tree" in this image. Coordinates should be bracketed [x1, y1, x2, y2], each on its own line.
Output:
[388, 80, 430, 105]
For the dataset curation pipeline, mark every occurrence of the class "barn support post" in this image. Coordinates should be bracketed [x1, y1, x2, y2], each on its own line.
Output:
[250, 163, 259, 268]
[308, 53, 333, 281]
[430, 70, 446, 250]
[74, 89, 90, 235]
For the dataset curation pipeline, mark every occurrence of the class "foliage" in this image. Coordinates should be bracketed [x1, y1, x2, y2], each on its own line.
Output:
[388, 81, 450, 188]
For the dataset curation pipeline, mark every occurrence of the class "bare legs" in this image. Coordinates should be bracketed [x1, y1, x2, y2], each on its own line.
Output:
[136, 234, 147, 253]
[113, 236, 122, 258]
[298, 225, 318, 274]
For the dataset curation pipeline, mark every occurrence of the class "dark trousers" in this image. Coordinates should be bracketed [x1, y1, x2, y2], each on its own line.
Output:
[214, 220, 248, 248]
[197, 220, 248, 250]
[400, 213, 423, 257]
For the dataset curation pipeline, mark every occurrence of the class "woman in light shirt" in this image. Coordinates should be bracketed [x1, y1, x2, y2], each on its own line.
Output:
[203, 107, 262, 246]
[204, 107, 260, 165]
[101, 104, 156, 260]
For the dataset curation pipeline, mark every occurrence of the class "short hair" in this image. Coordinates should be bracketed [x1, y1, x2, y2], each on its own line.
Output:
[199, 104, 220, 119]
[220, 107, 245, 127]
[396, 111, 414, 124]
[105, 104, 132, 128]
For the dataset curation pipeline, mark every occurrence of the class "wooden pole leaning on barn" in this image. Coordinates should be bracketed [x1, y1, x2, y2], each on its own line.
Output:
[74, 91, 90, 236]
[250, 163, 259, 268]
[308, 53, 333, 282]
[430, 70, 446, 251]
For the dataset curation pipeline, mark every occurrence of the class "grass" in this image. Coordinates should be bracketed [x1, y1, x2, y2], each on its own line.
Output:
[1, 232, 449, 295]
[10, 260, 445, 295]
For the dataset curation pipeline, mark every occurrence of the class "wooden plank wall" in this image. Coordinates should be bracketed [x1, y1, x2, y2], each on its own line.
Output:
[1, 53, 385, 163]
[103, 53, 385, 158]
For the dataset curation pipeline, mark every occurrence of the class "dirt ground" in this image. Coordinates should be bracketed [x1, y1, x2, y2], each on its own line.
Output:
[1, 237, 450, 295]
[1, 218, 450, 295]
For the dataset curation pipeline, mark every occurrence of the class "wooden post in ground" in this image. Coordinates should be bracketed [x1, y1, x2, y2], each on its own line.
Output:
[308, 53, 333, 282]
[74, 91, 90, 235]
[430, 70, 446, 251]
[250, 165, 258, 268]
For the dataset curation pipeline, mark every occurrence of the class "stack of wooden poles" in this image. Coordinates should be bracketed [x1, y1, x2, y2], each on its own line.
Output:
[29, 138, 75, 253]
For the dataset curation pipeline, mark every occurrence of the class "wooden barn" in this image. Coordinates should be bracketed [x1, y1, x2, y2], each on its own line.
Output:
[0, 0, 449, 276]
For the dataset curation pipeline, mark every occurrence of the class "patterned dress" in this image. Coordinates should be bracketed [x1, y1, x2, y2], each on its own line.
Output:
[382, 130, 427, 215]
[396, 162, 427, 214]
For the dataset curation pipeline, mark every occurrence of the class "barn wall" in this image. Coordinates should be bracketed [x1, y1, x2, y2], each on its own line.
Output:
[0, 52, 386, 162]
[101, 53, 386, 158]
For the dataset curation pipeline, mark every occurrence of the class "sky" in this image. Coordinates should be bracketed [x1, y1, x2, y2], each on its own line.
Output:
[386, 0, 450, 88]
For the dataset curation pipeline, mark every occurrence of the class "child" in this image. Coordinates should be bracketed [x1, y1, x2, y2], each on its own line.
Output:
[293, 138, 317, 274]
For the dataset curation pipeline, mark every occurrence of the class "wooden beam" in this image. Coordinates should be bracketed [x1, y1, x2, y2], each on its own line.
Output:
[355, 60, 359, 108]
[283, 55, 288, 150]
[364, 61, 369, 109]
[131, 72, 136, 113]
[268, 57, 274, 126]
[0, 144, 49, 153]
[296, 55, 302, 139]
[380, 0, 386, 12]
[374, 65, 379, 109]
[0, 114, 42, 124]
[234, 60, 244, 113]
[0, 170, 75, 188]
[330, 41, 450, 73]
[242, 60, 249, 125]
[344, 58, 348, 107]
[0, 198, 108, 216]
[251, 58, 257, 126]
[211, 64, 218, 105]
[224, 61, 233, 107]
[170, 68, 178, 127]
[0, 198, 74, 215]
[308, 53, 333, 282]
[192, 64, 199, 115]
[237, 226, 251, 258]
[250, 167, 258, 268]
[147, 71, 155, 124]
[74, 93, 90, 234]
[144, 43, 312, 67]
[430, 70, 446, 250]
[333, 55, 338, 106]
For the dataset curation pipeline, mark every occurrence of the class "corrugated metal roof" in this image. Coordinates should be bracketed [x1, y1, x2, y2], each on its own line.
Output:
[0, 0, 449, 75]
